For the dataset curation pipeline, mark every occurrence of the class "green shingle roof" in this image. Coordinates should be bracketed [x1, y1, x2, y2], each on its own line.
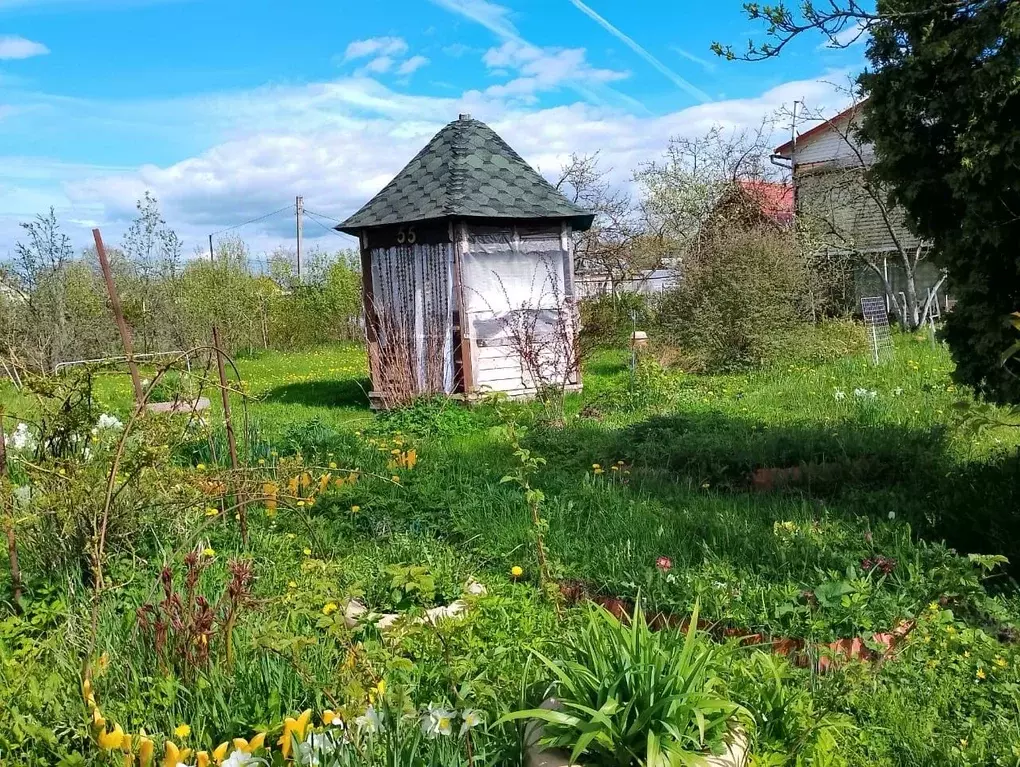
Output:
[338, 115, 594, 234]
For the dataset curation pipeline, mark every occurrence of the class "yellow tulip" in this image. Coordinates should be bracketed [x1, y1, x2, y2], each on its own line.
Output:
[163, 741, 181, 767]
[92, 707, 107, 730]
[98, 724, 124, 751]
[321, 710, 338, 727]
[120, 732, 133, 752]
[278, 720, 296, 759]
[138, 737, 154, 767]
[196, 751, 210, 767]
[122, 754, 135, 767]
[296, 709, 312, 739]
[82, 678, 93, 704]
[212, 742, 230, 764]
[248, 732, 266, 752]
[232, 738, 250, 752]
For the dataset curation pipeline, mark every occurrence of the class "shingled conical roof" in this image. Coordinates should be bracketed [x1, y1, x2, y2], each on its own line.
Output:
[338, 114, 593, 233]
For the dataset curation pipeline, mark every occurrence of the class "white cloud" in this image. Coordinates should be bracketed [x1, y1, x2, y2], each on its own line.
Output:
[567, 0, 710, 103]
[397, 55, 430, 76]
[361, 56, 395, 74]
[442, 42, 473, 58]
[0, 66, 852, 257]
[429, 0, 519, 41]
[819, 21, 868, 50]
[0, 35, 49, 60]
[480, 40, 627, 101]
[343, 36, 408, 62]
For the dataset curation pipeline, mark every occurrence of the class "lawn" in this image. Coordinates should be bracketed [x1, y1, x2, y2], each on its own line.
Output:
[2, 332, 1020, 766]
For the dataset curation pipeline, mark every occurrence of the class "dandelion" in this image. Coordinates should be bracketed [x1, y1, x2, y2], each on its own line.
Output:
[196, 463, 207, 471]
[205, 507, 218, 517]
[510, 565, 523, 579]
[322, 602, 338, 616]
[202, 548, 215, 558]
[303, 548, 312, 556]
[350, 505, 361, 513]
[175, 724, 191, 739]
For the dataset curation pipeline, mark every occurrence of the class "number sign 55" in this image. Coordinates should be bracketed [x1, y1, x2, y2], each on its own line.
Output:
[396, 226, 417, 244]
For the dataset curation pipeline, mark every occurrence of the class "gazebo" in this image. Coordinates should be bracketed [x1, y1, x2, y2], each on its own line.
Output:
[338, 113, 594, 408]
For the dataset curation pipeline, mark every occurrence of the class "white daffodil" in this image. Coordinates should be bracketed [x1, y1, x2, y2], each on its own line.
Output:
[355, 705, 382, 734]
[222, 751, 263, 767]
[460, 709, 483, 735]
[7, 422, 36, 451]
[95, 413, 124, 431]
[295, 733, 338, 767]
[421, 706, 455, 738]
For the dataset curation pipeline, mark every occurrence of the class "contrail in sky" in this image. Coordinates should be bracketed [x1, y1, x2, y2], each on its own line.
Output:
[568, 0, 712, 103]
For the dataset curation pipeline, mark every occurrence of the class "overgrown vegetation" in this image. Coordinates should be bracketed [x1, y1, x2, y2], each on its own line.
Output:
[1, 329, 1020, 766]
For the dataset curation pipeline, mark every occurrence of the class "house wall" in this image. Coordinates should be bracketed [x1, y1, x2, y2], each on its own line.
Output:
[797, 166, 922, 254]
[457, 221, 580, 397]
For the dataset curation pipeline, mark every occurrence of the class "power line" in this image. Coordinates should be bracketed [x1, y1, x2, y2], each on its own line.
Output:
[303, 208, 345, 224]
[209, 204, 294, 237]
[304, 210, 351, 240]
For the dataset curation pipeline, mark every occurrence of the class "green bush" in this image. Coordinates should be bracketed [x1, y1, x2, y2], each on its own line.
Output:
[502, 601, 745, 766]
[580, 293, 651, 348]
[652, 227, 809, 372]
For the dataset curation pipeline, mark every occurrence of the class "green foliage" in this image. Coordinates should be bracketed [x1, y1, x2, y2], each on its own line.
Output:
[653, 227, 809, 372]
[857, 0, 1020, 402]
[731, 652, 851, 765]
[503, 601, 744, 766]
[580, 293, 650, 348]
[372, 397, 484, 439]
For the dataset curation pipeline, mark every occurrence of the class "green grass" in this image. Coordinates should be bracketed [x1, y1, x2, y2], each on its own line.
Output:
[4, 332, 1020, 765]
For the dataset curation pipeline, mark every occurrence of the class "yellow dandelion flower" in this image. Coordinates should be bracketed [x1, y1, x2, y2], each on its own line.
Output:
[351, 505, 361, 513]
[323, 602, 339, 616]
[303, 548, 312, 556]
[511, 565, 524, 578]
[174, 724, 191, 739]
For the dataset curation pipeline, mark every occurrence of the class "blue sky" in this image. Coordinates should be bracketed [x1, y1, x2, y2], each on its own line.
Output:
[0, 0, 864, 255]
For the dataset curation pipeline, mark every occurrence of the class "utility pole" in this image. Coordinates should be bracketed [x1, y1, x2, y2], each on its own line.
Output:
[295, 195, 304, 282]
[208, 234, 215, 264]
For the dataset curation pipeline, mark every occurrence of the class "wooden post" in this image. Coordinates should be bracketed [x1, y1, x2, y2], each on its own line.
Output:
[0, 407, 22, 612]
[454, 222, 475, 395]
[208, 234, 215, 264]
[93, 229, 144, 407]
[212, 326, 248, 546]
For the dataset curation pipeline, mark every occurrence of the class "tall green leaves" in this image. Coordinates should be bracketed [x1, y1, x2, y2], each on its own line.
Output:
[500, 601, 745, 766]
